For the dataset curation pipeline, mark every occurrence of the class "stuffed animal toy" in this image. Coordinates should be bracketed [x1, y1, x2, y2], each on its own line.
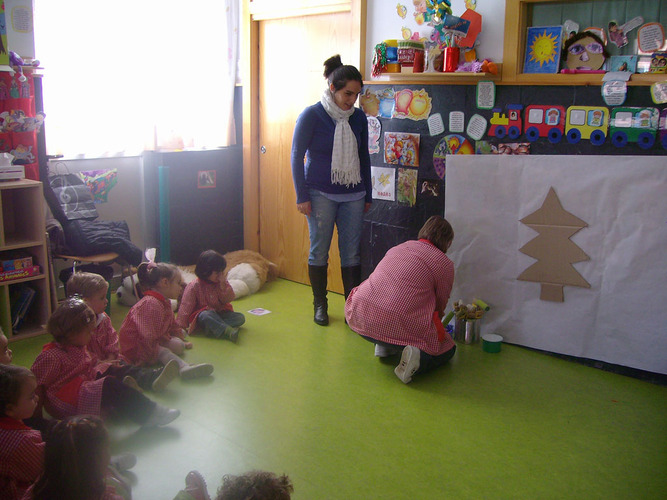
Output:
[116, 250, 278, 306]
[179, 249, 279, 299]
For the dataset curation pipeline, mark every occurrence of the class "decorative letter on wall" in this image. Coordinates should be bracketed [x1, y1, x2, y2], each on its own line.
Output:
[517, 187, 591, 302]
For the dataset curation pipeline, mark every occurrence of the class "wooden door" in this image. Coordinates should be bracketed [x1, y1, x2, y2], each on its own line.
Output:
[247, 2, 363, 293]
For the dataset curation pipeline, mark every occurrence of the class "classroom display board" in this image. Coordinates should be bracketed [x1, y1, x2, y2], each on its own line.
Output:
[445, 155, 667, 375]
[360, 83, 666, 279]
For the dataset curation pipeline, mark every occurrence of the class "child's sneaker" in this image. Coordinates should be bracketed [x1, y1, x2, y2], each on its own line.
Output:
[180, 363, 214, 380]
[374, 343, 402, 357]
[223, 325, 239, 343]
[142, 403, 180, 427]
[122, 375, 142, 392]
[152, 359, 180, 392]
[110, 452, 137, 472]
[184, 470, 211, 500]
[394, 345, 421, 384]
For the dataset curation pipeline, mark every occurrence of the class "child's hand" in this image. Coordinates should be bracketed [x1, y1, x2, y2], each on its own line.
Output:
[184, 341, 193, 349]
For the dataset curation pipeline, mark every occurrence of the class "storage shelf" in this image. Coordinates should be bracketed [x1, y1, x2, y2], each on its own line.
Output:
[0, 273, 46, 286]
[511, 72, 667, 86]
[368, 68, 501, 85]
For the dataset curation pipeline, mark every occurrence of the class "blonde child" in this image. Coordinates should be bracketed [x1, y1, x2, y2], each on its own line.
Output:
[67, 272, 179, 392]
[119, 262, 213, 379]
[177, 250, 245, 342]
[0, 327, 13, 365]
[31, 297, 180, 427]
[0, 365, 43, 500]
[25, 415, 130, 500]
[174, 469, 294, 500]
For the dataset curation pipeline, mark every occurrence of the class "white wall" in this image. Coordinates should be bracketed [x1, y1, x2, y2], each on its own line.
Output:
[364, 0, 506, 80]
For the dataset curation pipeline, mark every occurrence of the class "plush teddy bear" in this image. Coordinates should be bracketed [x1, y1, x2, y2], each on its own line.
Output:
[116, 250, 278, 306]
[179, 249, 278, 299]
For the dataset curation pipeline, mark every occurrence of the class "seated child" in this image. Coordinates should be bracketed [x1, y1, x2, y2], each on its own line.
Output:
[0, 365, 43, 500]
[177, 250, 246, 342]
[31, 297, 180, 427]
[174, 469, 294, 500]
[24, 415, 130, 500]
[119, 262, 213, 379]
[67, 272, 179, 392]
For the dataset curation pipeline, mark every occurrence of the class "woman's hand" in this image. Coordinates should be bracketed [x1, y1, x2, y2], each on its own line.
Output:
[297, 201, 312, 216]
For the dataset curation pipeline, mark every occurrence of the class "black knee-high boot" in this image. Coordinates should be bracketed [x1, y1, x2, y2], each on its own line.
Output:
[341, 265, 362, 300]
[308, 264, 329, 326]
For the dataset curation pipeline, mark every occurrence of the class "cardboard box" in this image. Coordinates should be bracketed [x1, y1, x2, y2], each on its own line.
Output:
[0, 264, 40, 282]
[1, 256, 32, 271]
[0, 166, 25, 180]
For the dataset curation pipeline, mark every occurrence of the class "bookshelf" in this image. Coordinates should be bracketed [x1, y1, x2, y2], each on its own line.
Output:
[0, 179, 51, 339]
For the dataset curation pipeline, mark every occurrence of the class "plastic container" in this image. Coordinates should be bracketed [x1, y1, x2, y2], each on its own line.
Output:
[482, 334, 503, 353]
[398, 40, 424, 67]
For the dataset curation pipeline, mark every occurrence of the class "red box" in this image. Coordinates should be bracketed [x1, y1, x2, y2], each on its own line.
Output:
[0, 265, 40, 282]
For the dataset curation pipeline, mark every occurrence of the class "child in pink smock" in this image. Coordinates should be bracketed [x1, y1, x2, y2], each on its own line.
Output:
[345, 215, 457, 384]
[119, 262, 213, 379]
[177, 250, 246, 342]
[31, 297, 180, 427]
[23, 415, 130, 500]
[67, 272, 179, 392]
[0, 365, 43, 500]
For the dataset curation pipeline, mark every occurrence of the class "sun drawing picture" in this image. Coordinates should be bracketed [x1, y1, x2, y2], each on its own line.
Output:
[529, 30, 558, 66]
[524, 26, 563, 74]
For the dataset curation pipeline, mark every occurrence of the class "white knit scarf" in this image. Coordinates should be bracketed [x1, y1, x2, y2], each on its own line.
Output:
[320, 88, 361, 187]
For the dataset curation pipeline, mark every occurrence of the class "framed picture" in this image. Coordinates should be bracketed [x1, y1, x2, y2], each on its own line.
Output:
[523, 26, 563, 74]
[609, 55, 637, 73]
[197, 170, 216, 189]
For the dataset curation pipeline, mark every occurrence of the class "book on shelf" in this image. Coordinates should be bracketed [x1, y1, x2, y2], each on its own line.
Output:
[10, 285, 36, 330]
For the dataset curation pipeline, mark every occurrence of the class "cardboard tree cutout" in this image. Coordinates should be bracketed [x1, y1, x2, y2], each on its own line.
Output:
[517, 187, 590, 302]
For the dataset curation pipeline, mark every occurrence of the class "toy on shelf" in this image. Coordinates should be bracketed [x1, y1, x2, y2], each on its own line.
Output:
[8, 52, 40, 83]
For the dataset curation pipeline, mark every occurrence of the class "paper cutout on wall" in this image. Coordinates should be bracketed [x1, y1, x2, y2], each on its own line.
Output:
[397, 168, 418, 206]
[432, 134, 474, 179]
[384, 132, 420, 166]
[517, 187, 590, 302]
[79, 169, 118, 204]
[393, 88, 432, 120]
[371, 166, 395, 201]
[368, 116, 381, 154]
[360, 88, 380, 116]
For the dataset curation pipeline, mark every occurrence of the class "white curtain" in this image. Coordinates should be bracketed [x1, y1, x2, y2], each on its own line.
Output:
[33, 0, 239, 158]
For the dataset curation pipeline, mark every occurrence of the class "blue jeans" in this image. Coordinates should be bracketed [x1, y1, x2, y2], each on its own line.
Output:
[307, 190, 365, 267]
[197, 310, 246, 338]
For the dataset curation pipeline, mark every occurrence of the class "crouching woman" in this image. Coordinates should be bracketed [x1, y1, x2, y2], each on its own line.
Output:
[345, 216, 456, 384]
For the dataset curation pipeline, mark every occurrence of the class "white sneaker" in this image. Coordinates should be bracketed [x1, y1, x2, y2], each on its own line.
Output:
[143, 404, 181, 427]
[394, 346, 421, 384]
[374, 343, 402, 357]
[152, 359, 180, 392]
[180, 363, 214, 380]
[110, 452, 137, 472]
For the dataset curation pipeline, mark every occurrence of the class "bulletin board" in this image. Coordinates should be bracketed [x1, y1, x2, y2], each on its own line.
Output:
[360, 82, 667, 280]
[444, 154, 667, 375]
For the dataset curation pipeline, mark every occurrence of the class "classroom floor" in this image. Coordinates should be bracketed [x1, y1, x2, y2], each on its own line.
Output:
[11, 279, 667, 500]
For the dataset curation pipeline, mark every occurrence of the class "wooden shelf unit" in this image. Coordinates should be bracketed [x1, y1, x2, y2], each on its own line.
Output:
[368, 65, 502, 85]
[504, 0, 665, 86]
[0, 179, 51, 340]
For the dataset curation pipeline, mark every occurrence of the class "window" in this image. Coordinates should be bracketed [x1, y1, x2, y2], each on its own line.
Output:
[34, 0, 239, 158]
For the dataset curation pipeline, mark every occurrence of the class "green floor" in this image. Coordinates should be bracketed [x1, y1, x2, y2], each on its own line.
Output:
[11, 279, 667, 500]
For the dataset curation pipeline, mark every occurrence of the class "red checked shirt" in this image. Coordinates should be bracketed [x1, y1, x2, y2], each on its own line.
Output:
[0, 417, 44, 500]
[30, 343, 104, 419]
[176, 277, 235, 333]
[345, 239, 456, 356]
[88, 313, 122, 363]
[119, 292, 185, 365]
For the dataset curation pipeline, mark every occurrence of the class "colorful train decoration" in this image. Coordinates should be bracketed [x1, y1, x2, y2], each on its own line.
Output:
[487, 104, 666, 149]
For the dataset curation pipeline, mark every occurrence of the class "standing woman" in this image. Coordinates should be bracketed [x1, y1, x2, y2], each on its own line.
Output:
[291, 54, 372, 326]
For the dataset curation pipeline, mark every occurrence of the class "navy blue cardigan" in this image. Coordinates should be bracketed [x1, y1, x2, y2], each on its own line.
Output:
[291, 102, 372, 204]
